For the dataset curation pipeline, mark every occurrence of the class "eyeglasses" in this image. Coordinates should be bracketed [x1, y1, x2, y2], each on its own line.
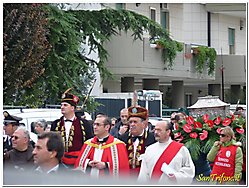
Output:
[220, 134, 227, 137]
[11, 136, 19, 140]
[93, 122, 105, 127]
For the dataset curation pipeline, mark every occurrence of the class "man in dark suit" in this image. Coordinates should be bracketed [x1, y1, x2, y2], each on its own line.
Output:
[3, 111, 23, 152]
[110, 108, 129, 138]
[51, 88, 94, 167]
[119, 106, 156, 177]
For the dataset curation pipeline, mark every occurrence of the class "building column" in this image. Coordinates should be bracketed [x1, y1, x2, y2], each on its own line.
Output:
[172, 81, 184, 108]
[208, 84, 221, 97]
[142, 79, 159, 90]
[231, 85, 241, 104]
[121, 77, 134, 92]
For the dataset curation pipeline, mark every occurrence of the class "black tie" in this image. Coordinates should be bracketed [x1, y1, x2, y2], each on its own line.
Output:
[132, 136, 142, 142]
[65, 119, 73, 122]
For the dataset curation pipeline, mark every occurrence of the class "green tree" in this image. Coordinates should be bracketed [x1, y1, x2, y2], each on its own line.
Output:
[4, 4, 182, 110]
[3, 3, 51, 105]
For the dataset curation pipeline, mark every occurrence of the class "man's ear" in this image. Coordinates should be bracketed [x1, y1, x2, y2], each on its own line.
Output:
[50, 150, 57, 159]
[105, 124, 110, 131]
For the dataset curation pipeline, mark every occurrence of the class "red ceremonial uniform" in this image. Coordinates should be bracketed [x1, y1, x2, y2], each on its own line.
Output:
[51, 116, 94, 165]
[74, 135, 129, 177]
[211, 145, 237, 177]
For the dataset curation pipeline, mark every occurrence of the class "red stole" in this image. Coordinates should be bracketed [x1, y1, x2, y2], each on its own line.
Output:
[74, 135, 129, 176]
[151, 141, 183, 179]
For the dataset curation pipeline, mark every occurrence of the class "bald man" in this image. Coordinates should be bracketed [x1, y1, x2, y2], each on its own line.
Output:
[138, 121, 195, 184]
[110, 108, 129, 138]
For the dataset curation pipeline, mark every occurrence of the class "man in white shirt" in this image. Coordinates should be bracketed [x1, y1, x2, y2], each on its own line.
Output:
[138, 120, 195, 185]
[33, 131, 67, 174]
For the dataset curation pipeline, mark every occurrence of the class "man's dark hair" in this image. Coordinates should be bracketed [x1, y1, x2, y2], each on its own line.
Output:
[167, 121, 175, 140]
[101, 115, 112, 132]
[38, 131, 64, 161]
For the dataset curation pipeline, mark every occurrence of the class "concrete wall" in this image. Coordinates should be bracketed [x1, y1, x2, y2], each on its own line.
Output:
[211, 14, 246, 55]
[182, 4, 208, 46]
[215, 55, 246, 85]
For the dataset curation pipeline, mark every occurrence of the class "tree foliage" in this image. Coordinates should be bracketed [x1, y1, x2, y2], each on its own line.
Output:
[4, 4, 182, 109]
[3, 4, 51, 104]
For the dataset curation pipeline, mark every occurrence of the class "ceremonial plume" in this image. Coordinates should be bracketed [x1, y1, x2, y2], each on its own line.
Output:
[132, 90, 138, 107]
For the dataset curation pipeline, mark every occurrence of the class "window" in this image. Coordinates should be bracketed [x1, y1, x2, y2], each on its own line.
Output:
[228, 28, 235, 54]
[160, 3, 169, 30]
[185, 93, 192, 107]
[150, 7, 156, 21]
[116, 3, 125, 10]
[161, 11, 169, 30]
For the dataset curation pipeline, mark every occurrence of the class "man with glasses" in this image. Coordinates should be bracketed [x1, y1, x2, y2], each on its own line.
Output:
[207, 126, 243, 184]
[3, 111, 23, 152]
[74, 115, 129, 179]
[4, 126, 34, 171]
[137, 120, 195, 184]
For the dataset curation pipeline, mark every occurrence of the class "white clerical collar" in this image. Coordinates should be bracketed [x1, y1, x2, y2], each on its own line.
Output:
[97, 135, 109, 141]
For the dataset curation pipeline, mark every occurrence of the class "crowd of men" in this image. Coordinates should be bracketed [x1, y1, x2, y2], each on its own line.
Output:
[3, 89, 244, 185]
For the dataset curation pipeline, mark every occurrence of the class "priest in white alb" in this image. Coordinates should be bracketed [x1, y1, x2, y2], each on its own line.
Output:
[137, 120, 195, 184]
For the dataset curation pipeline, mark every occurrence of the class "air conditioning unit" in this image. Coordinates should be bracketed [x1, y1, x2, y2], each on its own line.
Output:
[161, 3, 168, 10]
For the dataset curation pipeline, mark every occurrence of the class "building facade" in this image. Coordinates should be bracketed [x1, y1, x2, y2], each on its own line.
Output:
[95, 3, 246, 108]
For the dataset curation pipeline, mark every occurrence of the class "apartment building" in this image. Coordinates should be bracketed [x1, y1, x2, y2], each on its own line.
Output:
[97, 3, 246, 108]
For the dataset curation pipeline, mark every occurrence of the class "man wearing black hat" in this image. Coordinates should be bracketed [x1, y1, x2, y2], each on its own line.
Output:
[3, 111, 23, 152]
[119, 106, 156, 177]
[51, 88, 94, 167]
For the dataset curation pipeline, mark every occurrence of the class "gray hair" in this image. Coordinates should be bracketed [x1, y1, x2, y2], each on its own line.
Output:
[16, 126, 30, 140]
[35, 119, 47, 129]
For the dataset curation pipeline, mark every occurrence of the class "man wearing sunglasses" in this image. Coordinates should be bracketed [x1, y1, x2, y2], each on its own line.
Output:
[207, 126, 243, 184]
[4, 126, 34, 171]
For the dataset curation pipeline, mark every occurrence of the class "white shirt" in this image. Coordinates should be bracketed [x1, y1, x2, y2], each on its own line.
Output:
[64, 116, 75, 141]
[35, 164, 59, 174]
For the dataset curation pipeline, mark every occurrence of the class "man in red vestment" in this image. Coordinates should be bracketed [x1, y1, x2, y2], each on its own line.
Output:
[74, 115, 129, 179]
[51, 88, 93, 167]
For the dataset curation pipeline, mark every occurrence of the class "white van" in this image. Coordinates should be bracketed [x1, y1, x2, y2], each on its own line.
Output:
[3, 108, 92, 144]
[3, 108, 92, 132]
[3, 108, 63, 132]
